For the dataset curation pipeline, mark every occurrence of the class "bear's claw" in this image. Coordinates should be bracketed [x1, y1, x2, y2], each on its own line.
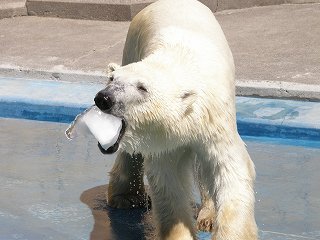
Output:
[196, 206, 215, 232]
[197, 218, 214, 232]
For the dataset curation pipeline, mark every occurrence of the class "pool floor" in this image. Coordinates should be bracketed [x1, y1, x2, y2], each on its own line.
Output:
[0, 118, 319, 240]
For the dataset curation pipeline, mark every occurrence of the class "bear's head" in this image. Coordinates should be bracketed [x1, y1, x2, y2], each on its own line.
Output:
[94, 60, 200, 155]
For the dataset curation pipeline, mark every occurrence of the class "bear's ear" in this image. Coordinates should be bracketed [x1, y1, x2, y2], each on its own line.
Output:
[107, 63, 120, 74]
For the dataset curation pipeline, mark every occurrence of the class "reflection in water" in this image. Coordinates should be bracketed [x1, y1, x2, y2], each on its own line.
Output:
[80, 185, 155, 240]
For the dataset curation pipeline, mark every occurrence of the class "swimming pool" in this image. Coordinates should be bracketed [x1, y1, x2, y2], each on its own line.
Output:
[1, 77, 319, 240]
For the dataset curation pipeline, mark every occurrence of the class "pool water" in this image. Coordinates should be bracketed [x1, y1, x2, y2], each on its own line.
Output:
[0, 117, 319, 240]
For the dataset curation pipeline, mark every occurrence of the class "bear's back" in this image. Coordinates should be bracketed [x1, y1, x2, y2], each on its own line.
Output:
[122, 0, 232, 68]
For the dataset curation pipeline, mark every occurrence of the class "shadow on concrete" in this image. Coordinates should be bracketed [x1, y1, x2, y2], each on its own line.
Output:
[80, 184, 155, 240]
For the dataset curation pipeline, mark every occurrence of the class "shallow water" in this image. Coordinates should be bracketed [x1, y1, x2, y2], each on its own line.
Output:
[0, 118, 319, 240]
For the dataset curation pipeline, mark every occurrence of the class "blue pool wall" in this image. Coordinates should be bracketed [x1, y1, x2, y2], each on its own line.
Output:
[1, 77, 320, 142]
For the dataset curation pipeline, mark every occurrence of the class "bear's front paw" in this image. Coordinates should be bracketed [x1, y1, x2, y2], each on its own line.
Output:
[108, 193, 151, 209]
[196, 206, 215, 232]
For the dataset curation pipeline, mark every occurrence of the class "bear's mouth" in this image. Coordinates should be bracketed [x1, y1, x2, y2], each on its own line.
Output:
[97, 119, 126, 154]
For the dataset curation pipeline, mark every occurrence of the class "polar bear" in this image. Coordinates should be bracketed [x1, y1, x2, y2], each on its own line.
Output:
[94, 0, 258, 239]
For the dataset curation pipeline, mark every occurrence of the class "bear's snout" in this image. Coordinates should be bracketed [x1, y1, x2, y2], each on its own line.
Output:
[94, 89, 115, 113]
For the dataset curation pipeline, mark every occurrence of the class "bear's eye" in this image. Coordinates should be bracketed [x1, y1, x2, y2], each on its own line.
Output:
[137, 83, 148, 93]
[109, 75, 114, 82]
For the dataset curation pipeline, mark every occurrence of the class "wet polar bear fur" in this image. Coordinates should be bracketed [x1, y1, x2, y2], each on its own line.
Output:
[103, 0, 258, 239]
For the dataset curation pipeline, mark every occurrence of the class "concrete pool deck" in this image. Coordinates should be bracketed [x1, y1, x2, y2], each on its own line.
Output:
[0, 2, 320, 240]
[0, 3, 320, 100]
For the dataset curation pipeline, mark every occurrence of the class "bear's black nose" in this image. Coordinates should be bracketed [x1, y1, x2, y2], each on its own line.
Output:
[94, 90, 114, 112]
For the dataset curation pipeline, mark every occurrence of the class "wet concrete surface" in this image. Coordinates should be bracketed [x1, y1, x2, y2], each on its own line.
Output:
[0, 118, 319, 240]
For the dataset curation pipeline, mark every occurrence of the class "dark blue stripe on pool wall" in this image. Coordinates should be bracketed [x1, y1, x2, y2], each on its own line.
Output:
[237, 120, 320, 141]
[1, 101, 319, 141]
[0, 101, 85, 124]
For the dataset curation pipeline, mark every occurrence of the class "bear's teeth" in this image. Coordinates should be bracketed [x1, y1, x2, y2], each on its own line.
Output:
[65, 105, 122, 150]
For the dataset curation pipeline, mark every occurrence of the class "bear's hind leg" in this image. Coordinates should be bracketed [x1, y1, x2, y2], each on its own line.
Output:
[107, 151, 149, 209]
[213, 196, 258, 240]
[210, 144, 258, 240]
